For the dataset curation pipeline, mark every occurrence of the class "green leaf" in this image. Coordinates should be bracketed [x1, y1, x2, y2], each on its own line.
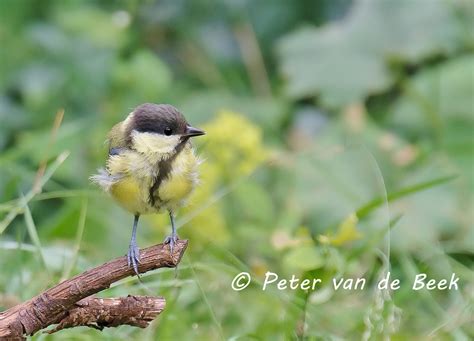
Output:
[390, 56, 474, 131]
[278, 0, 465, 108]
[389, 56, 474, 190]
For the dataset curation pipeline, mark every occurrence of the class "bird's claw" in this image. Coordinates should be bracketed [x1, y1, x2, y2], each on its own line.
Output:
[127, 242, 141, 276]
[164, 234, 179, 254]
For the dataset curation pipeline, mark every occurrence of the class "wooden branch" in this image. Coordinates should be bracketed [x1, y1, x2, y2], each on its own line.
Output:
[47, 295, 165, 333]
[0, 240, 188, 339]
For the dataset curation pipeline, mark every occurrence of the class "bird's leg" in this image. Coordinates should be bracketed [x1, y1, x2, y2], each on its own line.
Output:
[164, 210, 178, 254]
[127, 214, 141, 276]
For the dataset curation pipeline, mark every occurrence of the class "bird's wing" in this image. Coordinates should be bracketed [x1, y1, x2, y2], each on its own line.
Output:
[91, 121, 129, 192]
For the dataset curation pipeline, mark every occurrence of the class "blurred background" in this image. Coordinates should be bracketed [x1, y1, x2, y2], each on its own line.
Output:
[0, 0, 473, 339]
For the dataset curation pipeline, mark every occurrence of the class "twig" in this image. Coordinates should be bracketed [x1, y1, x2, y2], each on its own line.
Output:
[47, 295, 166, 333]
[0, 240, 188, 339]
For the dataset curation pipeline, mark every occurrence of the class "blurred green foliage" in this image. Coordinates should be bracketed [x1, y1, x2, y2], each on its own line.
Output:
[0, 0, 473, 340]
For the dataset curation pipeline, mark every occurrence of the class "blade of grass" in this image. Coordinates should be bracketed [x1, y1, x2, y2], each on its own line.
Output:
[234, 20, 272, 97]
[356, 174, 457, 219]
[21, 195, 50, 275]
[0, 151, 70, 234]
[61, 197, 88, 281]
[33, 108, 64, 193]
[0, 190, 98, 212]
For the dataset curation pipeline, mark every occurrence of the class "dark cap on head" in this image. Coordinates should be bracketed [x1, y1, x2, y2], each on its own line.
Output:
[126, 103, 205, 145]
[131, 103, 188, 135]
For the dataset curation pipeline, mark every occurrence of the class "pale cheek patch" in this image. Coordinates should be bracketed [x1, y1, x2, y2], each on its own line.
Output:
[131, 131, 180, 157]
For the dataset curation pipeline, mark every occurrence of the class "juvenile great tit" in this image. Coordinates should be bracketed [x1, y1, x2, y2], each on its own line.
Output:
[91, 103, 205, 275]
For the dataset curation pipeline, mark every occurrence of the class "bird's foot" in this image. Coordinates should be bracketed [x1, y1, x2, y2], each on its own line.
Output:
[164, 233, 179, 254]
[127, 242, 141, 276]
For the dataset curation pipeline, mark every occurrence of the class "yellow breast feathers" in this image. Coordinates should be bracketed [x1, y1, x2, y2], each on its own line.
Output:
[92, 134, 200, 215]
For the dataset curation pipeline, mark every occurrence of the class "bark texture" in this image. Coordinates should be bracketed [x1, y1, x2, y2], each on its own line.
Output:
[47, 296, 165, 333]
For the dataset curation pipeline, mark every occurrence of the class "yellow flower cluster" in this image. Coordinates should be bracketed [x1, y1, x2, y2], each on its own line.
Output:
[318, 213, 362, 246]
[202, 109, 267, 179]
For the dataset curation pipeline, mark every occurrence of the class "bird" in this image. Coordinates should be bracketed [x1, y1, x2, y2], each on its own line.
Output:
[90, 103, 205, 275]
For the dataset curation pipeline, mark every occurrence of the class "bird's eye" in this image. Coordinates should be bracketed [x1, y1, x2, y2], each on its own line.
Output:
[164, 127, 172, 136]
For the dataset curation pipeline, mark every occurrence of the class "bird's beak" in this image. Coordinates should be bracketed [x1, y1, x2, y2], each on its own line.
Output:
[184, 125, 205, 137]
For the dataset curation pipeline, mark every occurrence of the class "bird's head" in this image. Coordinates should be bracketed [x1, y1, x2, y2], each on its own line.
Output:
[124, 103, 205, 156]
